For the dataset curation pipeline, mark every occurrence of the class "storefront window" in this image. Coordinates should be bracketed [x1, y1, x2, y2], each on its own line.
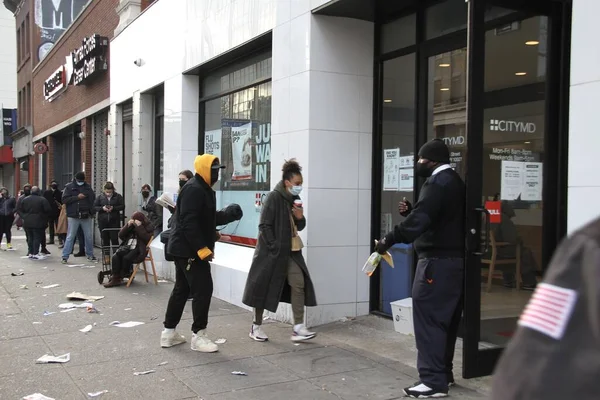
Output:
[381, 13, 416, 54]
[201, 53, 272, 246]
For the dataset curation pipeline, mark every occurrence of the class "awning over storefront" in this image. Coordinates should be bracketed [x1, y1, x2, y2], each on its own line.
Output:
[313, 0, 416, 22]
[0, 146, 13, 164]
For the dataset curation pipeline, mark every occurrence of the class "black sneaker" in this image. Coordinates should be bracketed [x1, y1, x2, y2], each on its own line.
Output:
[41, 248, 51, 255]
[61, 259, 68, 264]
[522, 283, 537, 291]
[403, 382, 448, 398]
[88, 256, 98, 262]
[503, 281, 516, 289]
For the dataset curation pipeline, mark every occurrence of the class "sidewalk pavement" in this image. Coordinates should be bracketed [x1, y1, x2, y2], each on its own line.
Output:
[0, 234, 491, 400]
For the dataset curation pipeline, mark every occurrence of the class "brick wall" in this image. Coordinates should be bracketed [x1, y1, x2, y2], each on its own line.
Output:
[32, 0, 119, 135]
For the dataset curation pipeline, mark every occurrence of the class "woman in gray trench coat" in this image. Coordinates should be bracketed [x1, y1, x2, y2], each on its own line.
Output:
[242, 159, 318, 342]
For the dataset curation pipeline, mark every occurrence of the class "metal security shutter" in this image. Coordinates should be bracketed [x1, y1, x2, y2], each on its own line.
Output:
[122, 101, 133, 122]
[92, 112, 109, 193]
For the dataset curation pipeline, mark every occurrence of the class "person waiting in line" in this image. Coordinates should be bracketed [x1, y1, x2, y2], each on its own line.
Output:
[43, 180, 62, 245]
[94, 182, 125, 248]
[61, 172, 97, 264]
[15, 183, 49, 254]
[161, 154, 242, 353]
[15, 184, 31, 242]
[139, 183, 161, 238]
[376, 139, 465, 398]
[19, 186, 52, 260]
[103, 212, 153, 288]
[0, 187, 16, 250]
[487, 201, 538, 291]
[242, 159, 318, 343]
[15, 189, 24, 230]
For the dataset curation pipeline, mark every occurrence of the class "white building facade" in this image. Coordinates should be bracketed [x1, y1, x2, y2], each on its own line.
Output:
[109, 0, 588, 378]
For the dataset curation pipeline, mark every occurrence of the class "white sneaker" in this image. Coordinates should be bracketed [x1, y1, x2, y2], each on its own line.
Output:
[191, 330, 218, 353]
[291, 324, 316, 342]
[403, 382, 448, 398]
[249, 324, 268, 342]
[160, 330, 186, 348]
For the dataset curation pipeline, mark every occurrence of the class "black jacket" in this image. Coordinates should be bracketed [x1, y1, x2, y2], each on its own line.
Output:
[62, 180, 95, 219]
[167, 154, 228, 259]
[94, 192, 125, 227]
[43, 188, 62, 218]
[385, 167, 465, 258]
[18, 193, 52, 229]
[0, 191, 16, 217]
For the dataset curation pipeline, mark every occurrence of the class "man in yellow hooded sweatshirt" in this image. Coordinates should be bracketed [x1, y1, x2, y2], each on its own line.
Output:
[161, 154, 228, 352]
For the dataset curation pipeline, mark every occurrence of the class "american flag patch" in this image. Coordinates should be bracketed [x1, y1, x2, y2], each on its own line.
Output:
[518, 283, 578, 340]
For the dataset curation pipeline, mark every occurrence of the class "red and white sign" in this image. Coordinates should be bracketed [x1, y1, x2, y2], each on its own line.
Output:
[485, 201, 502, 224]
[518, 283, 577, 340]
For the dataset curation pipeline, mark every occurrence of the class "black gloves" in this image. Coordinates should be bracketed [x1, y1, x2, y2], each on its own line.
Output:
[375, 233, 395, 254]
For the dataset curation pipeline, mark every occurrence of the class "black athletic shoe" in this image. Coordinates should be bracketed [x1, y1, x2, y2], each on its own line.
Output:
[41, 248, 51, 255]
[403, 382, 448, 398]
[74, 252, 85, 257]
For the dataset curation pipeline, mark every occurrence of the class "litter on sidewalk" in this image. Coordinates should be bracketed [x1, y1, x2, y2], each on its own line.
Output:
[87, 390, 108, 398]
[23, 393, 55, 400]
[231, 371, 247, 376]
[79, 325, 93, 333]
[158, 361, 168, 366]
[133, 370, 155, 376]
[19, 285, 28, 289]
[58, 302, 94, 309]
[215, 338, 227, 344]
[109, 321, 144, 328]
[42, 284, 60, 289]
[11, 272, 24, 276]
[43, 311, 55, 316]
[36, 353, 70, 364]
[66, 292, 104, 301]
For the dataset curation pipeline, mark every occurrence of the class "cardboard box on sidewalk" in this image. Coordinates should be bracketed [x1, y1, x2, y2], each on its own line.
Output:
[390, 298, 414, 336]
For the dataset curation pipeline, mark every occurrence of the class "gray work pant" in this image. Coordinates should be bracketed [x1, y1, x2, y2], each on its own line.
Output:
[412, 258, 464, 391]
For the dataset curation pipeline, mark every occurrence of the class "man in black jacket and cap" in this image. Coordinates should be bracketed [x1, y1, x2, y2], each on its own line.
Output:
[161, 154, 240, 353]
[19, 186, 52, 260]
[61, 172, 97, 263]
[376, 138, 465, 398]
[43, 180, 62, 245]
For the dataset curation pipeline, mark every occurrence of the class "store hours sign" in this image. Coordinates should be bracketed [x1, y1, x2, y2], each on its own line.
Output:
[72, 34, 108, 86]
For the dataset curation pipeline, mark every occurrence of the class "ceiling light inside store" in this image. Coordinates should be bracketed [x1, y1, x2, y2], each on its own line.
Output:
[440, 88, 450, 91]
[439, 63, 450, 67]
[515, 72, 527, 76]
[524, 141, 531, 144]
[384, 99, 393, 103]
[525, 40, 539, 46]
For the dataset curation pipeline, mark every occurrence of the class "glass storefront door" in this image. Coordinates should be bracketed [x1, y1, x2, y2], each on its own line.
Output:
[462, 0, 567, 377]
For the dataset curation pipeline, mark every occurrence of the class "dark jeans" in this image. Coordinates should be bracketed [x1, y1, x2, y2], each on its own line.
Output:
[25, 228, 45, 255]
[100, 224, 120, 248]
[412, 258, 464, 391]
[0, 215, 14, 243]
[111, 248, 139, 277]
[164, 257, 213, 333]
[47, 217, 57, 242]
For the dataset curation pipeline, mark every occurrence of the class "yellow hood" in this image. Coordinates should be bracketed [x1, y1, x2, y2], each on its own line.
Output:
[194, 154, 218, 186]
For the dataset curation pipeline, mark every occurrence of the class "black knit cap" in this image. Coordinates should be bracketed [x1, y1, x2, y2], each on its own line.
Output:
[418, 139, 450, 163]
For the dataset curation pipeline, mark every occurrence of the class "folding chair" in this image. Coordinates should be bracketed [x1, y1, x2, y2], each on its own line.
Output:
[127, 236, 158, 287]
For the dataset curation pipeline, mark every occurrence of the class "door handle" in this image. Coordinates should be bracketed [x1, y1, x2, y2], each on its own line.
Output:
[473, 207, 490, 256]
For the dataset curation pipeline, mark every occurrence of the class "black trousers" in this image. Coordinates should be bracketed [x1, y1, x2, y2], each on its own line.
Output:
[0, 215, 14, 243]
[99, 223, 120, 247]
[25, 228, 45, 255]
[412, 258, 464, 391]
[164, 257, 213, 333]
[111, 248, 139, 277]
[47, 217, 57, 242]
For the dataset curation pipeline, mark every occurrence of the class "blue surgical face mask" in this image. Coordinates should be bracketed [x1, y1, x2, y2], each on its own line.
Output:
[289, 185, 302, 196]
[76, 181, 84, 186]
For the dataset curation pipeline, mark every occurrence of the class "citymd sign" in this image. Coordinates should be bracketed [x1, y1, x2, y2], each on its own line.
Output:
[490, 119, 536, 133]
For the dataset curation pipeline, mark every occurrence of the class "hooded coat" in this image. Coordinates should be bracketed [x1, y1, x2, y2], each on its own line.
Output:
[242, 181, 317, 312]
[118, 211, 154, 264]
[167, 154, 229, 259]
[0, 188, 16, 216]
[18, 191, 52, 229]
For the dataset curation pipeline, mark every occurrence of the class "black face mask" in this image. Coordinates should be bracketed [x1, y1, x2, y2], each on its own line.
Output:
[210, 169, 219, 186]
[24, 189, 31, 196]
[51, 184, 58, 190]
[416, 162, 434, 178]
[141, 191, 150, 198]
[179, 180, 187, 189]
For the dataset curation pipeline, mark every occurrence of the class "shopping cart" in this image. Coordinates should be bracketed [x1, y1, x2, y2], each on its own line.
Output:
[97, 228, 121, 284]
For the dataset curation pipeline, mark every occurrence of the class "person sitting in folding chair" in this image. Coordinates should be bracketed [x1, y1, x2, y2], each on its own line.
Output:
[104, 212, 153, 288]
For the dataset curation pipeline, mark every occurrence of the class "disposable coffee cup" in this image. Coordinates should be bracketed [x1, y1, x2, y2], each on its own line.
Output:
[294, 199, 303, 208]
